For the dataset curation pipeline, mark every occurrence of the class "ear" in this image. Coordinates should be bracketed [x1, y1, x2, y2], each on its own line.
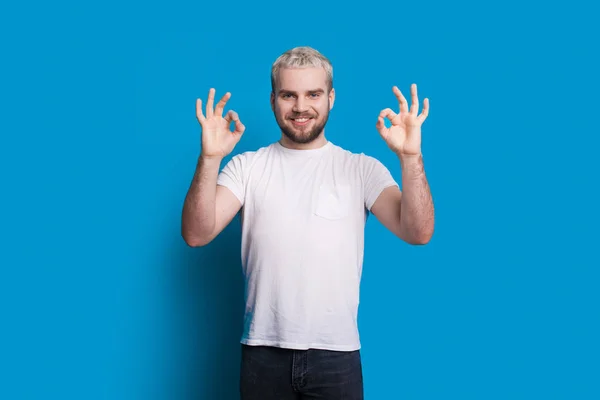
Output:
[270, 91, 275, 111]
[329, 88, 335, 110]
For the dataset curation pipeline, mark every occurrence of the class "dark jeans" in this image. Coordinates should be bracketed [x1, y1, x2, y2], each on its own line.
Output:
[240, 344, 364, 400]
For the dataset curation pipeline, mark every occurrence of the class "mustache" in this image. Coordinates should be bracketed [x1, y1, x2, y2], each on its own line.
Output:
[288, 113, 316, 119]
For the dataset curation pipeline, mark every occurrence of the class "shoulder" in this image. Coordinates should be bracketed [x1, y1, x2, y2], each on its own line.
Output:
[224, 142, 277, 167]
[328, 142, 386, 172]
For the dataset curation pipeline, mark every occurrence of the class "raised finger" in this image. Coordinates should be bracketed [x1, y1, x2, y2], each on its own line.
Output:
[392, 86, 409, 114]
[214, 92, 231, 117]
[410, 83, 419, 116]
[196, 98, 205, 122]
[205, 88, 215, 118]
[418, 97, 429, 122]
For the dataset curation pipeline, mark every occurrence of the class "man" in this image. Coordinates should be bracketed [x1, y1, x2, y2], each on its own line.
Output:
[181, 46, 434, 399]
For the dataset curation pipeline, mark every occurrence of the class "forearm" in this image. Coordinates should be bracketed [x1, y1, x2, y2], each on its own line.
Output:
[181, 155, 222, 244]
[398, 153, 434, 244]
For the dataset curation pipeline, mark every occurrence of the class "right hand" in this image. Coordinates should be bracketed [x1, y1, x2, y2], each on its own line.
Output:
[196, 88, 245, 159]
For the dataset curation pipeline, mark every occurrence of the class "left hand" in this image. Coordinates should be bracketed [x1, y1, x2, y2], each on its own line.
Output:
[376, 83, 429, 157]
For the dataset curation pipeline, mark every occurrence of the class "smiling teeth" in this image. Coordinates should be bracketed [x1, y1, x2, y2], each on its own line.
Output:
[295, 118, 309, 122]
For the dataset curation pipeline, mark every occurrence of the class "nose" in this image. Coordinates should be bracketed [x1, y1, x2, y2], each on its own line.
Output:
[292, 98, 308, 113]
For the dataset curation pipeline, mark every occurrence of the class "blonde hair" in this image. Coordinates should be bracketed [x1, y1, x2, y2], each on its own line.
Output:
[271, 46, 333, 93]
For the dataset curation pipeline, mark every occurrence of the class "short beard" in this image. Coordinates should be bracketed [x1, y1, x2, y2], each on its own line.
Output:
[276, 110, 330, 144]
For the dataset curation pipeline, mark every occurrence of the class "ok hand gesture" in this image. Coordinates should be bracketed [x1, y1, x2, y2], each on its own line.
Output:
[376, 84, 429, 157]
[196, 88, 245, 159]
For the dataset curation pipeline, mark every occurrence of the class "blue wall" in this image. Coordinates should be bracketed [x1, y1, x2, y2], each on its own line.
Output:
[2, 0, 599, 399]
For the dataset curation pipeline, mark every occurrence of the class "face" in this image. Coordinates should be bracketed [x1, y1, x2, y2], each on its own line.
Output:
[271, 67, 335, 145]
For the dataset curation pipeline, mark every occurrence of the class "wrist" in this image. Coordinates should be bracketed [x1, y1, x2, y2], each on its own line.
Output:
[198, 153, 223, 166]
[397, 152, 422, 164]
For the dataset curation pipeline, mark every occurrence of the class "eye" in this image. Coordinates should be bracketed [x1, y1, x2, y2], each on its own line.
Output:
[310, 93, 320, 98]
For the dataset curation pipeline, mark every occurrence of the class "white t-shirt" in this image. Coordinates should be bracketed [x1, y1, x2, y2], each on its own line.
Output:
[216, 140, 398, 351]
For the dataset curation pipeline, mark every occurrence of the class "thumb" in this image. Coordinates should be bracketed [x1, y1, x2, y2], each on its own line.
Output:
[376, 115, 389, 138]
[376, 115, 385, 131]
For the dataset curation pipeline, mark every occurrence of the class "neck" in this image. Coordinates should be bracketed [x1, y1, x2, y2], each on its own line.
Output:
[279, 132, 328, 150]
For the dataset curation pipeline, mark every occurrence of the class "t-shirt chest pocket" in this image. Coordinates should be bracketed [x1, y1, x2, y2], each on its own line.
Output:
[314, 183, 352, 220]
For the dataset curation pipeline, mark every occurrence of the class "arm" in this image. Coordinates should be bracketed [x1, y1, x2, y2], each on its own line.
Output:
[181, 87, 246, 247]
[371, 153, 434, 245]
[372, 83, 433, 244]
[181, 155, 242, 247]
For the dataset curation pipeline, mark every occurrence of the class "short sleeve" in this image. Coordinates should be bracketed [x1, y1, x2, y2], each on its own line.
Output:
[361, 154, 399, 210]
[216, 153, 247, 205]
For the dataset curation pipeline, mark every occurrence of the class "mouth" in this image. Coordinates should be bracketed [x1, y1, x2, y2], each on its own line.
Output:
[289, 116, 313, 127]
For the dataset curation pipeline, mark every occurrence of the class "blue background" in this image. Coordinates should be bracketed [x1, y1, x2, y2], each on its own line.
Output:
[2, 0, 599, 399]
